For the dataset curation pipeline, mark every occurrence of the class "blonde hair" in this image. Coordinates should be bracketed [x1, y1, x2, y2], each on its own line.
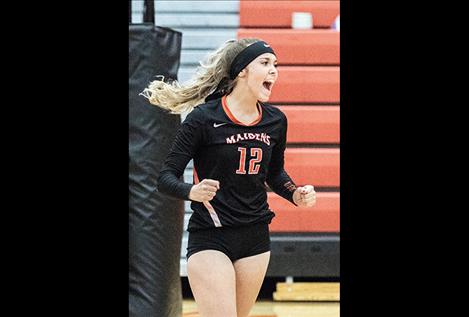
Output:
[140, 38, 260, 114]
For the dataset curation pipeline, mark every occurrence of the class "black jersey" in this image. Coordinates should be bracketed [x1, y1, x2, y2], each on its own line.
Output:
[158, 96, 297, 232]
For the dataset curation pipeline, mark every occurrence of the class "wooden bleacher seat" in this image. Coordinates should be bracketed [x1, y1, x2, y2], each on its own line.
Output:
[274, 282, 340, 301]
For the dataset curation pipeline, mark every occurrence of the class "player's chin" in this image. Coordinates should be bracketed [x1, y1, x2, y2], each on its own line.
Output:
[257, 91, 271, 102]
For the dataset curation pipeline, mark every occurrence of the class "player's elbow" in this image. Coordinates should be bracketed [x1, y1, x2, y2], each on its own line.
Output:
[156, 171, 169, 194]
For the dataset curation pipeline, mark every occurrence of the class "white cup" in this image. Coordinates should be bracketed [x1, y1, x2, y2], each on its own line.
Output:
[291, 12, 313, 29]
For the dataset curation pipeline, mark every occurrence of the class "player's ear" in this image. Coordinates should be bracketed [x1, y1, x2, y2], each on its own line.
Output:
[238, 68, 247, 78]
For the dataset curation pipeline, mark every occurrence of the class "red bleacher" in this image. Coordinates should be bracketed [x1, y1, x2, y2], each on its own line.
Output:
[276, 106, 340, 143]
[285, 148, 339, 187]
[240, 1, 340, 28]
[238, 1, 340, 233]
[238, 29, 339, 65]
[268, 192, 339, 232]
[269, 66, 339, 103]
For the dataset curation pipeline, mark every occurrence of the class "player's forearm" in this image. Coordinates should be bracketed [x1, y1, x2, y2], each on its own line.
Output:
[266, 169, 297, 205]
[157, 170, 193, 200]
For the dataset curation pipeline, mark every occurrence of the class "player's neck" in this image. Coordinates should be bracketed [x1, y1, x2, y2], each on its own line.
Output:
[226, 87, 258, 116]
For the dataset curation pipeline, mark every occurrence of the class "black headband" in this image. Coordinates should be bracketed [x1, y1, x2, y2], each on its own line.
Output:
[229, 41, 276, 79]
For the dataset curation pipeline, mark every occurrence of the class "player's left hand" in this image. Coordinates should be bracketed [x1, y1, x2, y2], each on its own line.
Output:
[293, 185, 316, 207]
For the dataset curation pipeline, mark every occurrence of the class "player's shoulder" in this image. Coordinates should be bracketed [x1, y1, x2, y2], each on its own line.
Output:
[259, 101, 287, 121]
[195, 98, 220, 113]
[183, 98, 219, 123]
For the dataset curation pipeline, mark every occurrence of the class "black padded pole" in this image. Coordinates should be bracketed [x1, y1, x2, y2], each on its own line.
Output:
[129, 16, 184, 317]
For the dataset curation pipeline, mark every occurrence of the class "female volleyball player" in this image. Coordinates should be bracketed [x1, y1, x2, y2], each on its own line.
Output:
[142, 38, 316, 317]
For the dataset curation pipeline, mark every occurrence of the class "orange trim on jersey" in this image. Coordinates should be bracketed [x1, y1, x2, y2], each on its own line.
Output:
[193, 168, 200, 184]
[203, 201, 222, 227]
[193, 167, 222, 227]
[221, 95, 262, 126]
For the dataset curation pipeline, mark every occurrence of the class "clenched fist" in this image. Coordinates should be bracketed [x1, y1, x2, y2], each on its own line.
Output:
[292, 185, 316, 207]
[189, 179, 220, 202]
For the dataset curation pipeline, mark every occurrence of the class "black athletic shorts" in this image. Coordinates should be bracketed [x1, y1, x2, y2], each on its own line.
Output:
[186, 222, 271, 262]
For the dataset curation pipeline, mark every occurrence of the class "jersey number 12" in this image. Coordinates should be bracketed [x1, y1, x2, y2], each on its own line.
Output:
[236, 147, 263, 175]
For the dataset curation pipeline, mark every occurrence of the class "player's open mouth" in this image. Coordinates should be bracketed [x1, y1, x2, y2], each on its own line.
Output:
[262, 81, 273, 92]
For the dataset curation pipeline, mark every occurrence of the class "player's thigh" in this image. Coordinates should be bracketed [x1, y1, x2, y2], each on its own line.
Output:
[233, 251, 271, 317]
[187, 250, 237, 317]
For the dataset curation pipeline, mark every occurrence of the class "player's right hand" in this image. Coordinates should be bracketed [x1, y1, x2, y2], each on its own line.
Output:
[189, 179, 220, 202]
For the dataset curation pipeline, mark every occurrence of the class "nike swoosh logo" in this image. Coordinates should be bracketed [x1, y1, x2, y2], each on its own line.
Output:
[263, 43, 270, 47]
[213, 122, 228, 128]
